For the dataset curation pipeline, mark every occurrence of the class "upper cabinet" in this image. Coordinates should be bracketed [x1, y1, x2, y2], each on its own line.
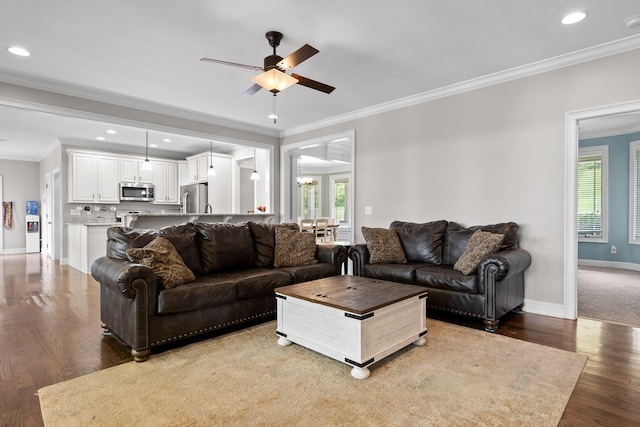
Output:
[119, 158, 153, 183]
[153, 160, 179, 204]
[68, 152, 119, 203]
[186, 154, 210, 183]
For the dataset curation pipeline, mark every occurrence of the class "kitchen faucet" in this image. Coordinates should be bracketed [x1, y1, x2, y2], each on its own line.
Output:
[205, 203, 213, 213]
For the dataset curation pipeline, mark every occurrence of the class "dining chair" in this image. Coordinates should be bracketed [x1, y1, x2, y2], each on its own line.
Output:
[300, 219, 315, 233]
[315, 218, 330, 242]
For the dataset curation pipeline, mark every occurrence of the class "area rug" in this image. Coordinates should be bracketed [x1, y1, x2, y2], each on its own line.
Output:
[38, 319, 587, 427]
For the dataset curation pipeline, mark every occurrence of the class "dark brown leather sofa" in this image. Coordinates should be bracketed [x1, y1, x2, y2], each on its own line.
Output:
[350, 221, 531, 332]
[91, 221, 348, 361]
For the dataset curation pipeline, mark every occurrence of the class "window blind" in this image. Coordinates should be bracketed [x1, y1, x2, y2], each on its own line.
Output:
[577, 153, 603, 238]
[633, 145, 640, 239]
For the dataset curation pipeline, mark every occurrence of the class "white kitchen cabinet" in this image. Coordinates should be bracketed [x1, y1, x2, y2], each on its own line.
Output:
[68, 152, 119, 203]
[119, 157, 153, 183]
[153, 160, 179, 204]
[186, 154, 210, 183]
[67, 223, 112, 274]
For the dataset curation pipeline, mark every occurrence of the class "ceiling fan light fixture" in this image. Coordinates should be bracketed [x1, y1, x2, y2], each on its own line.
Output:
[251, 68, 298, 93]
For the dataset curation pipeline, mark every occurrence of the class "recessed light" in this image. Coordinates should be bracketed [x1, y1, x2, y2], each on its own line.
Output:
[96, 136, 106, 141]
[562, 12, 587, 25]
[625, 14, 640, 28]
[162, 138, 171, 143]
[106, 129, 117, 134]
[7, 46, 30, 56]
[150, 144, 158, 148]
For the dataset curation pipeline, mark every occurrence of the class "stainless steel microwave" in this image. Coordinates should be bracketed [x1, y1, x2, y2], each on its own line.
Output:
[120, 183, 154, 201]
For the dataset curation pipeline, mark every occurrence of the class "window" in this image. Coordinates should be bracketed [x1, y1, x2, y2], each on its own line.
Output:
[630, 141, 640, 244]
[300, 178, 320, 219]
[330, 174, 350, 226]
[578, 145, 608, 242]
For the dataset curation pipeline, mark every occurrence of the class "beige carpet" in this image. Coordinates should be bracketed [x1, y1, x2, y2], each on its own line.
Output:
[38, 319, 587, 427]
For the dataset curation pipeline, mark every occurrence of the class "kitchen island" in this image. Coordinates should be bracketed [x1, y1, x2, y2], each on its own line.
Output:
[119, 212, 275, 228]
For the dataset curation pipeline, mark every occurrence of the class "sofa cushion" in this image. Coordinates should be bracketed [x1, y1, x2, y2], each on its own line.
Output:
[196, 223, 257, 273]
[361, 227, 407, 264]
[273, 227, 318, 268]
[126, 237, 196, 289]
[158, 223, 204, 275]
[106, 227, 158, 260]
[157, 276, 237, 314]
[443, 222, 519, 265]
[248, 221, 300, 267]
[278, 263, 338, 283]
[454, 230, 504, 275]
[467, 222, 519, 250]
[235, 269, 293, 299]
[390, 220, 448, 265]
[362, 263, 421, 284]
[415, 265, 479, 293]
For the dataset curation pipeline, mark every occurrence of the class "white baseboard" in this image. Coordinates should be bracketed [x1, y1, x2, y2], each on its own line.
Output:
[2, 248, 26, 255]
[522, 299, 567, 319]
[578, 259, 640, 272]
[60, 258, 69, 265]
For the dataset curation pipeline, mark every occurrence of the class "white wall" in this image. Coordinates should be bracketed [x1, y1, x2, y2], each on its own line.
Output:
[0, 159, 41, 252]
[283, 48, 640, 311]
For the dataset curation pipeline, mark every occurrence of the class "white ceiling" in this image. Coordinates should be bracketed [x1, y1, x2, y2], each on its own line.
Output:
[1, 0, 640, 161]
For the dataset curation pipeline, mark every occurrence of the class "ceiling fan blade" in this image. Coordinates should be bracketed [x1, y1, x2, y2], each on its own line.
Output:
[291, 73, 335, 94]
[278, 44, 319, 70]
[200, 58, 263, 71]
[242, 84, 262, 96]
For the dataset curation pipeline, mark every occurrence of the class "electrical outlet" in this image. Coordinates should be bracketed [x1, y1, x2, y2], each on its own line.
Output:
[365, 206, 373, 215]
[611, 245, 617, 254]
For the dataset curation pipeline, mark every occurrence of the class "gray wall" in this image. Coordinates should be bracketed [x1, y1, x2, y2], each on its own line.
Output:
[283, 48, 640, 311]
[0, 159, 40, 252]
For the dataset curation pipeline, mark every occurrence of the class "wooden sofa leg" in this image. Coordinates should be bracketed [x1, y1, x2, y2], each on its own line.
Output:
[483, 319, 499, 333]
[131, 348, 150, 363]
[511, 304, 526, 315]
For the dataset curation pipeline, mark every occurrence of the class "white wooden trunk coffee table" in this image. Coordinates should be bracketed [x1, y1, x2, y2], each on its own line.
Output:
[275, 275, 428, 379]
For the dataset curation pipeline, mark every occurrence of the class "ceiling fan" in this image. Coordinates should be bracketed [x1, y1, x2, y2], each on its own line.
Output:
[200, 31, 335, 96]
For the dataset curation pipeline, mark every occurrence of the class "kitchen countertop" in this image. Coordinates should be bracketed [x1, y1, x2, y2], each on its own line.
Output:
[118, 212, 275, 228]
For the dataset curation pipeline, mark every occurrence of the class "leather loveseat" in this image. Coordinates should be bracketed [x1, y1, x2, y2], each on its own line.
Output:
[350, 221, 531, 332]
[91, 221, 348, 361]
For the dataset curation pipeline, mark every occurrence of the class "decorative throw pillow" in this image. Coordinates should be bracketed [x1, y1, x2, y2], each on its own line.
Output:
[361, 226, 407, 264]
[126, 236, 196, 288]
[273, 227, 318, 268]
[453, 230, 505, 275]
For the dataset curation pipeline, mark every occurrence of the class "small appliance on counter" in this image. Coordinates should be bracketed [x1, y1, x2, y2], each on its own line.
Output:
[180, 183, 209, 213]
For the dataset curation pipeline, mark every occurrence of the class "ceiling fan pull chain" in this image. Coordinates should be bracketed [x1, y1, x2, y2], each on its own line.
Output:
[269, 93, 278, 124]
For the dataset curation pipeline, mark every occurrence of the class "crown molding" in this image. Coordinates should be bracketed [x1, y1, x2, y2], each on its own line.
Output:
[282, 34, 640, 138]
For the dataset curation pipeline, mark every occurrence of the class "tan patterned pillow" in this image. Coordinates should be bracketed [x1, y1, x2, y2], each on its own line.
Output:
[361, 227, 407, 264]
[273, 227, 318, 268]
[453, 230, 504, 275]
[126, 236, 196, 288]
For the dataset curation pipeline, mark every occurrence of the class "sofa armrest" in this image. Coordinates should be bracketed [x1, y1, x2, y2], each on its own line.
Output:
[316, 244, 349, 275]
[349, 244, 370, 276]
[91, 256, 159, 311]
[477, 248, 532, 284]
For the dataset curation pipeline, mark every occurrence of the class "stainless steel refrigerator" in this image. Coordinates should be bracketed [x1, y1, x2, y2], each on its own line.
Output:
[180, 183, 209, 213]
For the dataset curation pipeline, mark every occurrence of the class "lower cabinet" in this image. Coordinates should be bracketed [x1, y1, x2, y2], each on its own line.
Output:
[67, 224, 113, 274]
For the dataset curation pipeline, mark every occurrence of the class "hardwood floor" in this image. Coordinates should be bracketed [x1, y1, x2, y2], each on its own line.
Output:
[1, 254, 639, 426]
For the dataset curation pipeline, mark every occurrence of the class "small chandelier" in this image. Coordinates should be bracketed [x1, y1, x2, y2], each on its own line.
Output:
[296, 157, 313, 186]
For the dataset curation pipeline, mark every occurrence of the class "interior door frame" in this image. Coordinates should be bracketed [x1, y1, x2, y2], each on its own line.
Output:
[280, 130, 355, 241]
[564, 99, 640, 319]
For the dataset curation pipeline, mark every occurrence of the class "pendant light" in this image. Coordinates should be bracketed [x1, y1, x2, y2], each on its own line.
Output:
[207, 141, 216, 176]
[250, 148, 260, 180]
[140, 131, 152, 171]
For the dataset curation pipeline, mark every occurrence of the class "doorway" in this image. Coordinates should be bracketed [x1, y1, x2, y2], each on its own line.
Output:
[565, 100, 640, 320]
[280, 130, 355, 242]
